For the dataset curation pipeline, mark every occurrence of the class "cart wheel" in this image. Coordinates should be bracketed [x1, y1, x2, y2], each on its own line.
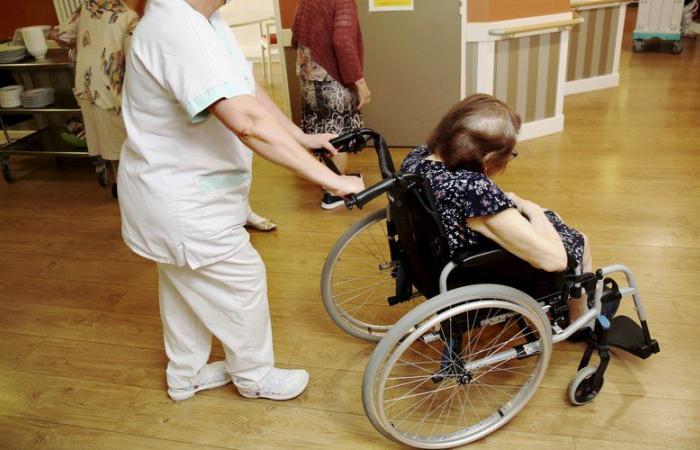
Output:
[672, 42, 683, 55]
[1, 159, 12, 183]
[568, 366, 602, 406]
[97, 168, 108, 187]
[633, 40, 645, 53]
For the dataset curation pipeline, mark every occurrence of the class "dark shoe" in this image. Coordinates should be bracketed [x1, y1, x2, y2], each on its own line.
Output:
[321, 192, 345, 210]
[111, 183, 118, 199]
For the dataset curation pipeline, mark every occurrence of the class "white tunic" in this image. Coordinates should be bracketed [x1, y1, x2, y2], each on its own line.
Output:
[118, 0, 257, 269]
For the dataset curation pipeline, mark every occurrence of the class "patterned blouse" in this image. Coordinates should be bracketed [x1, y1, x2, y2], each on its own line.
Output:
[57, 0, 139, 115]
[401, 146, 585, 266]
[400, 146, 516, 256]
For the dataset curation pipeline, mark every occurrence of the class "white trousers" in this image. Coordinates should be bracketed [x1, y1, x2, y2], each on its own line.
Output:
[157, 237, 275, 389]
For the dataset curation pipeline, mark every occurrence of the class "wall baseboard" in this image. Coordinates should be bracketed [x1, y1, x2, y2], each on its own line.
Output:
[565, 73, 620, 96]
[519, 115, 564, 141]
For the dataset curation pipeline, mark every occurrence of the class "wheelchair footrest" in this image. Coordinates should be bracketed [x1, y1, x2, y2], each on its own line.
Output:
[607, 315, 660, 359]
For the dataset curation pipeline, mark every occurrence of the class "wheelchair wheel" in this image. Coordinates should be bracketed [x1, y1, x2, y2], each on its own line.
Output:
[321, 208, 426, 341]
[568, 366, 601, 406]
[363, 284, 552, 448]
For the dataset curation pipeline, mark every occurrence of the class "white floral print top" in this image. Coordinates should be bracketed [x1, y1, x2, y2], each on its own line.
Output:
[57, 0, 139, 115]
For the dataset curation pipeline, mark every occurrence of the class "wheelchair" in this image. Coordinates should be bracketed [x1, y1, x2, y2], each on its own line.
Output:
[317, 129, 661, 449]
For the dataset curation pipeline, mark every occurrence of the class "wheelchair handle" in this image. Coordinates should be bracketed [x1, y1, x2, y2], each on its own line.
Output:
[345, 177, 396, 210]
[312, 129, 369, 156]
[344, 172, 422, 209]
[313, 128, 396, 179]
[329, 131, 364, 150]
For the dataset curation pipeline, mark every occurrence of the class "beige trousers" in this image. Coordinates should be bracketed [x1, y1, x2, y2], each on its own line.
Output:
[78, 99, 126, 161]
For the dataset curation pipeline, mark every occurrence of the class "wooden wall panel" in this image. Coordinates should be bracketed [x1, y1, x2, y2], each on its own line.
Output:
[279, 0, 300, 29]
[0, 0, 58, 40]
[468, 0, 570, 22]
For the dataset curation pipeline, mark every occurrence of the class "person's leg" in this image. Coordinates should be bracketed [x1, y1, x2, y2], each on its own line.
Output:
[568, 233, 592, 323]
[313, 79, 362, 209]
[682, 0, 698, 37]
[92, 104, 126, 194]
[157, 263, 223, 396]
[175, 234, 308, 399]
[78, 100, 100, 158]
[245, 201, 277, 232]
[109, 160, 119, 178]
[189, 241, 275, 384]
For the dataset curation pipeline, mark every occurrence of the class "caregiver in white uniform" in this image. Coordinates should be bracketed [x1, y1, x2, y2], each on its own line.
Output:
[118, 0, 364, 402]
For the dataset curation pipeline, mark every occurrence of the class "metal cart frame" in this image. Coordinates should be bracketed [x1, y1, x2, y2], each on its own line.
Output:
[0, 47, 107, 184]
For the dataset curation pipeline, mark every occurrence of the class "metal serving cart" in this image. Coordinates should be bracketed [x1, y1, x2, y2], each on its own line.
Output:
[0, 47, 107, 184]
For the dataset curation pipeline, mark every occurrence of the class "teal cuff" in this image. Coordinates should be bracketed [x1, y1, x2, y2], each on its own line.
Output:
[185, 81, 252, 123]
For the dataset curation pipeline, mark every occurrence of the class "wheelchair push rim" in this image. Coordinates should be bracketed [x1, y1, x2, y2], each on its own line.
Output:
[363, 285, 552, 448]
[321, 208, 427, 341]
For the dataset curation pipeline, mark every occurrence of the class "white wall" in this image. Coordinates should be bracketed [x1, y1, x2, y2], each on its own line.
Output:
[220, 0, 276, 60]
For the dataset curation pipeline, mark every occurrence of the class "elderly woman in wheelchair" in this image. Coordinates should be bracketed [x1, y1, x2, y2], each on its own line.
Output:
[318, 94, 660, 448]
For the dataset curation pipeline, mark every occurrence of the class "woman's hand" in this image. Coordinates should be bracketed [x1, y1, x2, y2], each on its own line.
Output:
[506, 192, 543, 220]
[326, 174, 365, 198]
[355, 79, 371, 110]
[298, 133, 338, 154]
[48, 26, 60, 41]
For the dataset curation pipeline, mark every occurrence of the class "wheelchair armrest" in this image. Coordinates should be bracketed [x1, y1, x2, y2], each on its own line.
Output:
[439, 248, 516, 294]
[452, 248, 514, 269]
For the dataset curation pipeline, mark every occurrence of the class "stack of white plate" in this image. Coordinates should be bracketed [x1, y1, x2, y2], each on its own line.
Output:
[0, 43, 27, 64]
[12, 28, 25, 46]
[0, 85, 24, 108]
[21, 87, 55, 108]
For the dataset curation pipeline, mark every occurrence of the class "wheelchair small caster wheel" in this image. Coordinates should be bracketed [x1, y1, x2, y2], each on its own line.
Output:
[568, 366, 602, 406]
[633, 40, 645, 53]
[672, 42, 683, 55]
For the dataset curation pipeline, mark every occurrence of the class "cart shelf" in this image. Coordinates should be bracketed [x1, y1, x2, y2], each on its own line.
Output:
[0, 89, 80, 114]
[0, 128, 87, 157]
[0, 51, 74, 70]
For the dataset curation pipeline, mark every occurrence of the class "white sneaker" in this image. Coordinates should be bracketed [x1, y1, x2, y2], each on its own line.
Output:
[235, 367, 310, 400]
[167, 361, 232, 402]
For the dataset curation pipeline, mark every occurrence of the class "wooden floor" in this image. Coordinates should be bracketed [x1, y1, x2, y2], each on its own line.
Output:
[1, 14, 699, 450]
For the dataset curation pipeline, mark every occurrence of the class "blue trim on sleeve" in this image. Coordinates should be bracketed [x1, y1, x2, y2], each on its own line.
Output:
[185, 81, 252, 123]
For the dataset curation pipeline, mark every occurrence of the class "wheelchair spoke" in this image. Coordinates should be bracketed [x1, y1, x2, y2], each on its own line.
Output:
[333, 280, 389, 306]
[373, 297, 549, 446]
[325, 212, 429, 336]
[330, 272, 387, 286]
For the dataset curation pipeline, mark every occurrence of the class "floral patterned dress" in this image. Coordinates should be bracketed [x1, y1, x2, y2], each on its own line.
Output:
[296, 45, 363, 135]
[400, 146, 585, 267]
[57, 0, 139, 115]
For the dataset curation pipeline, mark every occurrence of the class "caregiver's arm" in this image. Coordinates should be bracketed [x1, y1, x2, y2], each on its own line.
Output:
[209, 95, 362, 196]
[255, 83, 337, 153]
[468, 205, 568, 272]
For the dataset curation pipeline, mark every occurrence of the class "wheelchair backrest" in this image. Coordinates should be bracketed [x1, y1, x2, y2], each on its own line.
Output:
[388, 175, 451, 299]
[387, 174, 567, 301]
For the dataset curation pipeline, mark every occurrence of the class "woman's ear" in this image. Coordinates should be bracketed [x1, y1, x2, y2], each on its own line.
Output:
[482, 152, 497, 175]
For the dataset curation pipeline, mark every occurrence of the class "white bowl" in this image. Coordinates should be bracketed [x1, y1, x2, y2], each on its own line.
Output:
[1, 84, 24, 90]
[21, 27, 48, 60]
[0, 98, 22, 108]
[0, 85, 24, 93]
